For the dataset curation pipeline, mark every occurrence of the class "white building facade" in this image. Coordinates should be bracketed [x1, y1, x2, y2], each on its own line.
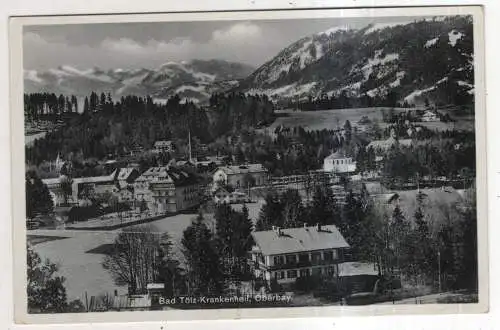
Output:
[323, 152, 356, 174]
[250, 224, 350, 285]
[213, 164, 268, 189]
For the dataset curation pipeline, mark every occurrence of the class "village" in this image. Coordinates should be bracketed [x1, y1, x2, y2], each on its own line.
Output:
[24, 103, 478, 311]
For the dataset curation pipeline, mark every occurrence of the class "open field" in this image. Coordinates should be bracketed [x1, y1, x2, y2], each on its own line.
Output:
[30, 230, 126, 302]
[26, 199, 270, 302]
[416, 120, 474, 131]
[261, 108, 405, 132]
[258, 108, 474, 133]
[27, 235, 69, 246]
[28, 211, 217, 301]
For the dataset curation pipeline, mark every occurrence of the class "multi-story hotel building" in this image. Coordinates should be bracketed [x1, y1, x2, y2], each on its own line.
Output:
[134, 166, 201, 213]
[250, 224, 350, 285]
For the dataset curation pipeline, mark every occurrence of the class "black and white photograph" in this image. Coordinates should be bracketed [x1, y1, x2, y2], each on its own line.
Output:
[10, 5, 487, 323]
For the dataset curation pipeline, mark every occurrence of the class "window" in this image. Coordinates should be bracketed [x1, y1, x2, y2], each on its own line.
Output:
[324, 251, 333, 261]
[299, 269, 310, 277]
[286, 254, 297, 264]
[286, 270, 297, 279]
[279, 271, 285, 279]
[299, 253, 309, 263]
[311, 252, 321, 262]
[273, 256, 284, 265]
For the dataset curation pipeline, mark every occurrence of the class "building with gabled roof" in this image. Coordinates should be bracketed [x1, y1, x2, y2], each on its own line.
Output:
[213, 163, 268, 189]
[134, 166, 201, 213]
[250, 224, 350, 284]
[323, 151, 356, 174]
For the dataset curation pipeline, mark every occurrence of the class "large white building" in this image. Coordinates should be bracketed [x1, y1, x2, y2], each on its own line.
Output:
[250, 224, 350, 285]
[42, 170, 120, 206]
[213, 164, 268, 189]
[134, 166, 201, 213]
[323, 151, 356, 174]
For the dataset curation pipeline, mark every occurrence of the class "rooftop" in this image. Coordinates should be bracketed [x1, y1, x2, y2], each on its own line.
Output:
[116, 167, 138, 181]
[367, 137, 412, 150]
[251, 224, 349, 256]
[216, 164, 267, 175]
[325, 151, 350, 160]
[338, 262, 379, 277]
[154, 140, 173, 147]
[138, 166, 199, 187]
[72, 170, 118, 185]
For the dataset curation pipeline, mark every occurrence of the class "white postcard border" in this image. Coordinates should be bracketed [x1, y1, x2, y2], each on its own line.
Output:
[9, 5, 488, 325]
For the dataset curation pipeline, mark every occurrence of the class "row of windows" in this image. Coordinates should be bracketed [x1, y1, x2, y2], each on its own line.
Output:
[272, 250, 337, 265]
[331, 159, 351, 165]
[273, 266, 337, 280]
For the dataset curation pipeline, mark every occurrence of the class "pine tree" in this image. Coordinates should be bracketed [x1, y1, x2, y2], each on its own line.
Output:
[456, 186, 478, 290]
[27, 244, 73, 313]
[310, 185, 339, 227]
[83, 96, 89, 114]
[341, 191, 372, 259]
[26, 171, 54, 220]
[182, 213, 224, 296]
[255, 193, 283, 231]
[281, 189, 305, 228]
[71, 95, 78, 113]
[409, 191, 435, 284]
[389, 205, 411, 276]
[215, 203, 253, 279]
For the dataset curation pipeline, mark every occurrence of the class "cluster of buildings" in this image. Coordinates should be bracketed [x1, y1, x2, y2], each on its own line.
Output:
[42, 164, 203, 214]
[42, 150, 276, 214]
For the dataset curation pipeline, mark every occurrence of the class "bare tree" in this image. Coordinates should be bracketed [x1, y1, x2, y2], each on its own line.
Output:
[102, 225, 171, 295]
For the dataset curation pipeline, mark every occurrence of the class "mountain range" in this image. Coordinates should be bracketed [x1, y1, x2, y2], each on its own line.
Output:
[24, 59, 254, 104]
[24, 16, 474, 107]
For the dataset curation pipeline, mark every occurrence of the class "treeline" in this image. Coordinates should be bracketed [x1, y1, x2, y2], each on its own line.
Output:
[209, 92, 275, 136]
[25, 91, 275, 166]
[25, 93, 79, 119]
[286, 90, 409, 111]
[256, 184, 478, 292]
[381, 141, 476, 184]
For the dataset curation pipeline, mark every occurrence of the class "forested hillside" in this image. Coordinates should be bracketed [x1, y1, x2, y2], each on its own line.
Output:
[239, 16, 474, 108]
[25, 92, 274, 166]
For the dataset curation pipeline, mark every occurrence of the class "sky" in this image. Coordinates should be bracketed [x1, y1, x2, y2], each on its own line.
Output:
[23, 16, 431, 71]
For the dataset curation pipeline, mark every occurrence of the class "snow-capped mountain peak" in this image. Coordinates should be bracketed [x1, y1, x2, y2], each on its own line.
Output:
[238, 15, 474, 106]
[24, 59, 255, 104]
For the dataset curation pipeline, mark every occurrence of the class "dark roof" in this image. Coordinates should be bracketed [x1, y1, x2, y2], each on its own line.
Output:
[141, 166, 199, 187]
[167, 166, 199, 186]
[251, 225, 349, 256]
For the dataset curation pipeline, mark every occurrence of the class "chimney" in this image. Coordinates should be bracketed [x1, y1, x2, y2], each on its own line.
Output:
[303, 223, 308, 229]
[272, 225, 276, 232]
[316, 223, 321, 231]
[277, 227, 282, 236]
